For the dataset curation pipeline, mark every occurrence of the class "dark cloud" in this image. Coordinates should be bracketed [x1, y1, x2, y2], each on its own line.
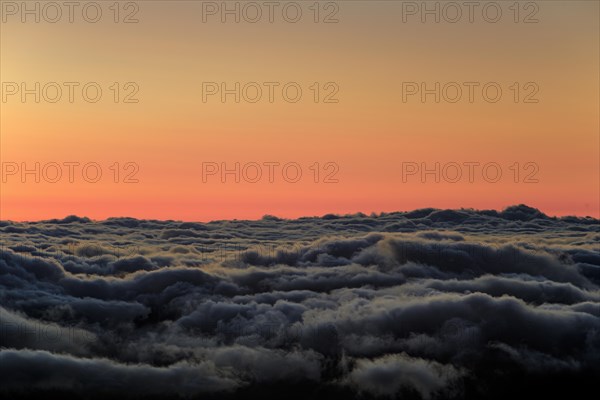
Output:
[347, 353, 463, 398]
[0, 205, 598, 399]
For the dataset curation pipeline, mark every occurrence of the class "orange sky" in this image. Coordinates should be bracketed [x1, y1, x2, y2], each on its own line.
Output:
[1, 1, 599, 221]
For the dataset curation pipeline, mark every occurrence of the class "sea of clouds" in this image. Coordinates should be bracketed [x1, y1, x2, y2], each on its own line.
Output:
[1, 205, 599, 399]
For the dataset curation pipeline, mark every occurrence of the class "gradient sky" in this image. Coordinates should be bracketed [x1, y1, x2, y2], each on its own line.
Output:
[1, 0, 599, 221]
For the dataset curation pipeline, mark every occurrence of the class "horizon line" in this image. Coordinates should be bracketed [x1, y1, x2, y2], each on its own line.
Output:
[2, 204, 599, 224]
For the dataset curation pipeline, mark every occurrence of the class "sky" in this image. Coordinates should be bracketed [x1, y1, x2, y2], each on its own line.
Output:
[1, 0, 599, 221]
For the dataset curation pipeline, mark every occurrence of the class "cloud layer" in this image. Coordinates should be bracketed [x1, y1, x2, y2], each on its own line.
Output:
[1, 205, 599, 399]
